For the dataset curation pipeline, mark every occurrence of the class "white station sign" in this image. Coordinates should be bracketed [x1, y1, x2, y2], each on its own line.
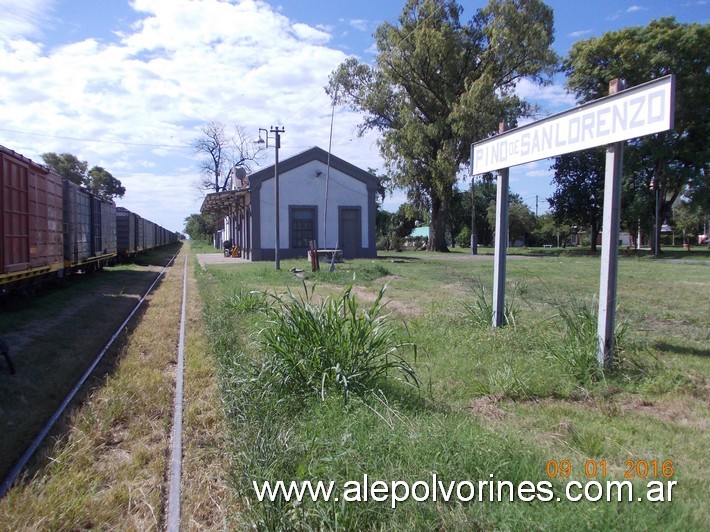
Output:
[471, 75, 675, 175]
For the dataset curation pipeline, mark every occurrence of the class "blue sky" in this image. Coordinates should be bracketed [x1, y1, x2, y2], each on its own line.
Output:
[0, 0, 707, 232]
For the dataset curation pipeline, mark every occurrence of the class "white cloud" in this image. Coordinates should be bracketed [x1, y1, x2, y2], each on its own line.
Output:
[348, 19, 370, 32]
[0, 0, 372, 231]
[523, 169, 552, 179]
[608, 4, 648, 21]
[0, 0, 56, 39]
[0, 0, 596, 230]
[568, 29, 593, 38]
[515, 79, 576, 115]
[291, 23, 331, 44]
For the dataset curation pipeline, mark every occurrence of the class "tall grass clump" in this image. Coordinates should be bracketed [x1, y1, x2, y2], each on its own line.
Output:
[224, 287, 268, 314]
[544, 298, 601, 385]
[461, 277, 525, 327]
[544, 298, 630, 385]
[258, 282, 419, 401]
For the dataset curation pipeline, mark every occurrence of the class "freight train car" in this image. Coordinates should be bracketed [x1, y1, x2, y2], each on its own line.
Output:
[116, 206, 136, 257]
[143, 218, 156, 250]
[62, 180, 116, 272]
[1, 146, 64, 288]
[1, 144, 180, 294]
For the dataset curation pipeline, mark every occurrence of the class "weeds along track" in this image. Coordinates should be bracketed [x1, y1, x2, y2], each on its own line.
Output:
[0, 248, 184, 504]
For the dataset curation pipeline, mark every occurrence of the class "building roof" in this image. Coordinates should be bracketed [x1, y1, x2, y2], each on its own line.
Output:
[200, 146, 377, 215]
[409, 227, 429, 239]
[248, 146, 378, 190]
[200, 189, 249, 215]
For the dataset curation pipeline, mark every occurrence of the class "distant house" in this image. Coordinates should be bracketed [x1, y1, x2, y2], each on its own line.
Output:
[409, 227, 429, 239]
[201, 146, 378, 260]
[595, 230, 635, 247]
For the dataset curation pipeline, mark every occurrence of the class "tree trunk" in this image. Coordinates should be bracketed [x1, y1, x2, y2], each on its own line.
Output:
[650, 190, 664, 257]
[589, 219, 598, 253]
[428, 195, 450, 252]
[652, 220, 662, 256]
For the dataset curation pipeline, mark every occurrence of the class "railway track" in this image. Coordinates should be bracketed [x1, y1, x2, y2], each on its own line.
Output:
[0, 247, 191, 528]
[166, 252, 187, 530]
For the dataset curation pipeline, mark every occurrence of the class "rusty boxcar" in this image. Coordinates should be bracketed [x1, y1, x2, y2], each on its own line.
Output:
[2, 144, 179, 293]
[1, 146, 64, 288]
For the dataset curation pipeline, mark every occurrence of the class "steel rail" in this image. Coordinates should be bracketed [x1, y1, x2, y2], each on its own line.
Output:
[166, 253, 188, 531]
[0, 249, 181, 499]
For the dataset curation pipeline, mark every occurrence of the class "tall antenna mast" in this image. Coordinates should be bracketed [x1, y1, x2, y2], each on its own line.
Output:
[324, 83, 338, 250]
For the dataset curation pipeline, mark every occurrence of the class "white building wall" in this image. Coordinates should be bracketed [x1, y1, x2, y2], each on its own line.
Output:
[259, 160, 369, 250]
[619, 231, 633, 247]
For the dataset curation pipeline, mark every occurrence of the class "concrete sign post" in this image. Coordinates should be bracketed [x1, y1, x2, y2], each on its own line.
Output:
[492, 122, 509, 327]
[471, 75, 675, 366]
[596, 79, 625, 366]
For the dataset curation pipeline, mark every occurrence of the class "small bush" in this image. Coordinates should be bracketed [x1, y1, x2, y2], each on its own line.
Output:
[258, 282, 419, 401]
[455, 226, 471, 248]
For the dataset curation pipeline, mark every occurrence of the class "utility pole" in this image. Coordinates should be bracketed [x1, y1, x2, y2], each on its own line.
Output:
[258, 126, 285, 270]
[535, 195, 539, 218]
[271, 126, 284, 270]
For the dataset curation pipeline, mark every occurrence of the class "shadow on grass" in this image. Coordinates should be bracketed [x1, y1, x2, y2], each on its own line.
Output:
[654, 341, 710, 358]
[0, 265, 169, 486]
[375, 255, 423, 262]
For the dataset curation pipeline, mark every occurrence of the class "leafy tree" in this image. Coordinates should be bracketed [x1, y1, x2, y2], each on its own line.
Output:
[449, 173, 497, 247]
[548, 148, 605, 252]
[472, 173, 498, 247]
[449, 187, 470, 247]
[41, 152, 88, 185]
[372, 171, 401, 250]
[564, 18, 710, 255]
[673, 198, 707, 246]
[486, 193, 536, 246]
[41, 152, 125, 199]
[86, 166, 126, 199]
[375, 209, 396, 250]
[183, 213, 215, 241]
[193, 121, 263, 193]
[327, 0, 557, 252]
[394, 202, 428, 240]
[368, 169, 392, 206]
[376, 202, 427, 251]
[685, 167, 709, 215]
[531, 213, 571, 247]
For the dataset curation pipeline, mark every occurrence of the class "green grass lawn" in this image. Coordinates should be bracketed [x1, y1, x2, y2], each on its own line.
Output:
[194, 245, 709, 530]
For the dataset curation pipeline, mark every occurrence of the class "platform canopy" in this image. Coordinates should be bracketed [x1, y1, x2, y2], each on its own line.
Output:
[200, 189, 249, 216]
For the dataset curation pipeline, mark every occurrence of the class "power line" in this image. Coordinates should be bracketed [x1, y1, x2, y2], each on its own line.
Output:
[0, 127, 192, 149]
